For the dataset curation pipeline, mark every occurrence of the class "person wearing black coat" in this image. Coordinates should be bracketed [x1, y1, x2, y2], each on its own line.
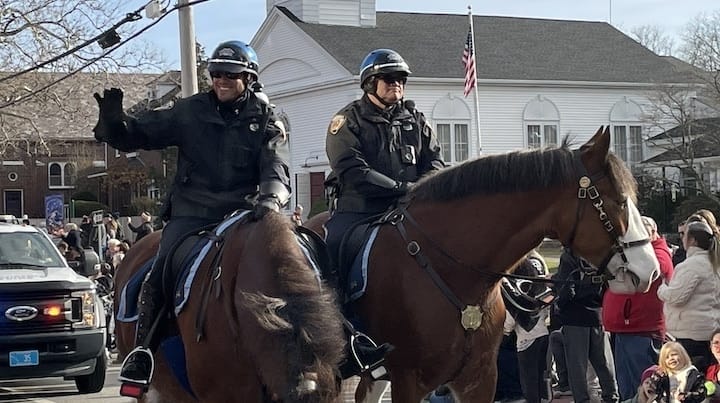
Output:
[93, 40, 290, 392]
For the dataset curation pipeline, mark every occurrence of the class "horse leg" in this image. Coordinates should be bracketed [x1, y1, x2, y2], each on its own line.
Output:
[388, 371, 426, 403]
[354, 377, 390, 403]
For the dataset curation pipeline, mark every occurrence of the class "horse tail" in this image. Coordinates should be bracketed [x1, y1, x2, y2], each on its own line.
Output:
[238, 213, 345, 402]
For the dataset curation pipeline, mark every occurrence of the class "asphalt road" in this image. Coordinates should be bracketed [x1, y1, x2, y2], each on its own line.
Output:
[0, 360, 132, 403]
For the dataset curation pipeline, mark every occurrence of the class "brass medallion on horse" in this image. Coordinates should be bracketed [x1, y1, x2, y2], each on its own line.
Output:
[304, 127, 659, 402]
[113, 212, 345, 402]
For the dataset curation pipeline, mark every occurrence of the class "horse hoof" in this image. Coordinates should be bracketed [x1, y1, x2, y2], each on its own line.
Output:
[296, 372, 318, 395]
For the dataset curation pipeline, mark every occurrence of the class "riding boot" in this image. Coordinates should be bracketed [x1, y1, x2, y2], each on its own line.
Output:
[119, 279, 164, 390]
[339, 318, 394, 380]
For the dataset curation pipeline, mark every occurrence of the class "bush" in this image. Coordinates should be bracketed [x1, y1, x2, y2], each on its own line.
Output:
[308, 198, 328, 218]
[72, 191, 98, 202]
[129, 196, 159, 216]
[73, 200, 108, 218]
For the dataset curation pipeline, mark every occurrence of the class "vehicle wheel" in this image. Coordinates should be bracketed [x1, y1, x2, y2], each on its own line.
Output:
[75, 352, 106, 394]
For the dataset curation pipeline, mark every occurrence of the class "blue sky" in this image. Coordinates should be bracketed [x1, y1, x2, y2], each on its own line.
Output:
[128, 0, 718, 68]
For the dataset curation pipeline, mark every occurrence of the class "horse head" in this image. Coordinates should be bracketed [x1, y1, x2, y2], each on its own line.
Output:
[559, 126, 659, 293]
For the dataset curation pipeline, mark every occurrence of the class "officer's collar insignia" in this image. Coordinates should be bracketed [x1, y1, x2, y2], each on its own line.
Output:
[218, 48, 234, 57]
[329, 115, 346, 135]
[249, 122, 260, 131]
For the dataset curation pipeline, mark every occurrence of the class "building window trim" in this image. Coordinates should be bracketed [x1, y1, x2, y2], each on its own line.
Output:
[48, 162, 77, 189]
[436, 120, 470, 164]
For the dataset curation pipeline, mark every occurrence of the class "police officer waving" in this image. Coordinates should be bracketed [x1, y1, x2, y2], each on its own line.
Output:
[324, 49, 445, 376]
[93, 40, 290, 396]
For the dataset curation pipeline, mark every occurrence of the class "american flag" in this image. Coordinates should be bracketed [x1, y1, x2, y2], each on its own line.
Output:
[462, 27, 476, 97]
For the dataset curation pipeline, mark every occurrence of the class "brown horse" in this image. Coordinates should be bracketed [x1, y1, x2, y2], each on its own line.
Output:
[304, 127, 659, 402]
[114, 213, 345, 402]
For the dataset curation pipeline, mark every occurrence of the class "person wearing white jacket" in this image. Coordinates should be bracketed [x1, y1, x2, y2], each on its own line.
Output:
[658, 220, 720, 373]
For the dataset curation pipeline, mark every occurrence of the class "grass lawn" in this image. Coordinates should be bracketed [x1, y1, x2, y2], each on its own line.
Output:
[537, 240, 562, 273]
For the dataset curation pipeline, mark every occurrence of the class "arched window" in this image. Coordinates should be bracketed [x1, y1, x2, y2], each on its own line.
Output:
[610, 97, 644, 164]
[523, 95, 559, 149]
[48, 162, 76, 189]
[432, 95, 471, 164]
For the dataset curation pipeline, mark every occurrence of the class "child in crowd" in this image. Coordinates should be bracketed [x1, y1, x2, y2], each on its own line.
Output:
[653, 342, 707, 403]
[622, 365, 659, 403]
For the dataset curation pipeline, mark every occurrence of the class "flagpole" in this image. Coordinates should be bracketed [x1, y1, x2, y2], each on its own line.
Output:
[468, 5, 483, 155]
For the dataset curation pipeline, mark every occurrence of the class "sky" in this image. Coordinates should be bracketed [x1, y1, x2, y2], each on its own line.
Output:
[127, 0, 719, 69]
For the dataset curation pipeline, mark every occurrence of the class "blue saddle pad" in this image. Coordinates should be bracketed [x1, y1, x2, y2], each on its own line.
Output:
[116, 258, 155, 322]
[347, 226, 380, 301]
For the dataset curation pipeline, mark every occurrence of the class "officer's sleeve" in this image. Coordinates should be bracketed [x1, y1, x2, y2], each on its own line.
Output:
[325, 113, 402, 197]
[417, 113, 445, 175]
[101, 103, 182, 152]
[257, 110, 291, 206]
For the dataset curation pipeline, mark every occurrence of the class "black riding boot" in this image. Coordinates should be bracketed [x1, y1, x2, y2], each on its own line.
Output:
[119, 280, 164, 390]
[339, 318, 394, 380]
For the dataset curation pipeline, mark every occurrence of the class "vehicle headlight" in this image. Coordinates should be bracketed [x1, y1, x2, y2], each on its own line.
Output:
[71, 290, 99, 328]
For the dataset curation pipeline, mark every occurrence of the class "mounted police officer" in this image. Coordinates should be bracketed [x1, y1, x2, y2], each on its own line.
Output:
[92, 40, 290, 394]
[324, 48, 445, 376]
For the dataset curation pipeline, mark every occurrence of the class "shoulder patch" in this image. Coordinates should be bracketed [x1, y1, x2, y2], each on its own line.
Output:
[328, 115, 346, 135]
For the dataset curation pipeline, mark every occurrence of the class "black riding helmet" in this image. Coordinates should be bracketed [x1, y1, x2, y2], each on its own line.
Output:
[359, 49, 411, 93]
[208, 40, 259, 81]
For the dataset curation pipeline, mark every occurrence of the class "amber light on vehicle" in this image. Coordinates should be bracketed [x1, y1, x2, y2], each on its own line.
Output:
[44, 305, 63, 317]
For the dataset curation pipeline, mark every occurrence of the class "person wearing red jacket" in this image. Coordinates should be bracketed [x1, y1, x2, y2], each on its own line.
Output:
[602, 216, 674, 401]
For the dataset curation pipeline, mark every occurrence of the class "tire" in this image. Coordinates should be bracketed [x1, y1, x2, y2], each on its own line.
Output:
[75, 352, 107, 394]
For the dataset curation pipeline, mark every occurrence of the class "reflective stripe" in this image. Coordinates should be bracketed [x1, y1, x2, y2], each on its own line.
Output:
[359, 61, 409, 75]
[208, 59, 249, 66]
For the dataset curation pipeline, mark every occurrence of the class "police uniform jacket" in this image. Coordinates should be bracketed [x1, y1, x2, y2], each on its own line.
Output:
[326, 95, 444, 213]
[101, 90, 290, 220]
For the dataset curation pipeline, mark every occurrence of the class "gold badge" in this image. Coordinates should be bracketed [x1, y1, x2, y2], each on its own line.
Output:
[329, 115, 346, 135]
[579, 176, 591, 188]
[460, 305, 483, 331]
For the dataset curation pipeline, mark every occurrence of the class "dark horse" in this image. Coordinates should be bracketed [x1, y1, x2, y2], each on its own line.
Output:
[114, 213, 345, 402]
[305, 127, 659, 402]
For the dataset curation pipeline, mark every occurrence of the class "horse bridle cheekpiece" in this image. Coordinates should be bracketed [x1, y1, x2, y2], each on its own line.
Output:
[569, 150, 651, 281]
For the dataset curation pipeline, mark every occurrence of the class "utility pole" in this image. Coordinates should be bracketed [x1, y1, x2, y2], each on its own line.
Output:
[178, 0, 198, 97]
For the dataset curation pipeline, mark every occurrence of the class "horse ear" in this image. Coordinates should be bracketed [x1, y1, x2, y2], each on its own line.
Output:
[579, 125, 610, 167]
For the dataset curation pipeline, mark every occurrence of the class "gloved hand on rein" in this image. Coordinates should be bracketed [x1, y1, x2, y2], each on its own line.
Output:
[253, 198, 281, 221]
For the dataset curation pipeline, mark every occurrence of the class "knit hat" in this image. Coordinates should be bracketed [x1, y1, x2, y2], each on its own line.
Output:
[641, 365, 659, 383]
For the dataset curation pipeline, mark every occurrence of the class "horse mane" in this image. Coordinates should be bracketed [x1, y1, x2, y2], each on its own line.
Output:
[412, 137, 636, 202]
[242, 214, 345, 399]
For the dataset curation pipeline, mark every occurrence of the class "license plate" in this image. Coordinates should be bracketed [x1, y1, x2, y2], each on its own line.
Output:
[9, 350, 39, 367]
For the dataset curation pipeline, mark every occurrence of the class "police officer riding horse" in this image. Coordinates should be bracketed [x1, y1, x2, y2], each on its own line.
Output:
[324, 48, 445, 377]
[93, 40, 292, 397]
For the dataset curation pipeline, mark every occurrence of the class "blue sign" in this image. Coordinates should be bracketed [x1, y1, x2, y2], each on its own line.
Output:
[9, 350, 39, 367]
[45, 194, 64, 231]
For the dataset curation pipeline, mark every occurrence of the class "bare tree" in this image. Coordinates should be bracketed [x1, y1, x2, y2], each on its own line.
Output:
[0, 0, 167, 158]
[680, 10, 720, 72]
[630, 24, 675, 56]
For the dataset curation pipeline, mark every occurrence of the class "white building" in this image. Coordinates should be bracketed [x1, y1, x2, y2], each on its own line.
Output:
[253, 0, 698, 214]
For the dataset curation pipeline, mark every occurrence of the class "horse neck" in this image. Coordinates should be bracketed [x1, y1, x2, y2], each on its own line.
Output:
[407, 188, 564, 275]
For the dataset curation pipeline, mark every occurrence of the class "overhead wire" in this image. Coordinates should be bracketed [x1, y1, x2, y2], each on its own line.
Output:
[0, 0, 211, 111]
[0, 0, 156, 85]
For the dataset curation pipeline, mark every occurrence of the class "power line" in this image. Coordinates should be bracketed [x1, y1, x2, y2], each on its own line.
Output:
[0, 0, 211, 111]
[0, 0, 156, 85]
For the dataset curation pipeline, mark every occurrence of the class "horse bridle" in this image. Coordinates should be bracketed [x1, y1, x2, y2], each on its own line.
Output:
[385, 149, 651, 330]
[565, 150, 651, 282]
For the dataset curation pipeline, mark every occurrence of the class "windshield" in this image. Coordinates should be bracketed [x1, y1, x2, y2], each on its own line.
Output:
[0, 232, 66, 268]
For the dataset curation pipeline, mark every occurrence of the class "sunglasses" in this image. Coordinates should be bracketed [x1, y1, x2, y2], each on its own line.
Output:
[210, 71, 244, 80]
[379, 74, 407, 85]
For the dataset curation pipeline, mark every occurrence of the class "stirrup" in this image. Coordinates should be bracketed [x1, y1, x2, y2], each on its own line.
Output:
[350, 332, 392, 381]
[118, 346, 155, 385]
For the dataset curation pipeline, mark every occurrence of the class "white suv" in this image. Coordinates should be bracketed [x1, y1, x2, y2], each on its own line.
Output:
[0, 223, 107, 393]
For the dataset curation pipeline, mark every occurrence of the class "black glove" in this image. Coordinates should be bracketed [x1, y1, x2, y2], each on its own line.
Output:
[253, 198, 280, 221]
[93, 88, 125, 142]
[396, 181, 414, 193]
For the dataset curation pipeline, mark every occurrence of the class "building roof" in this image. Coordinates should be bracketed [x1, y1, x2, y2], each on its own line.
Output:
[281, 8, 696, 84]
[644, 117, 720, 163]
[0, 71, 160, 142]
